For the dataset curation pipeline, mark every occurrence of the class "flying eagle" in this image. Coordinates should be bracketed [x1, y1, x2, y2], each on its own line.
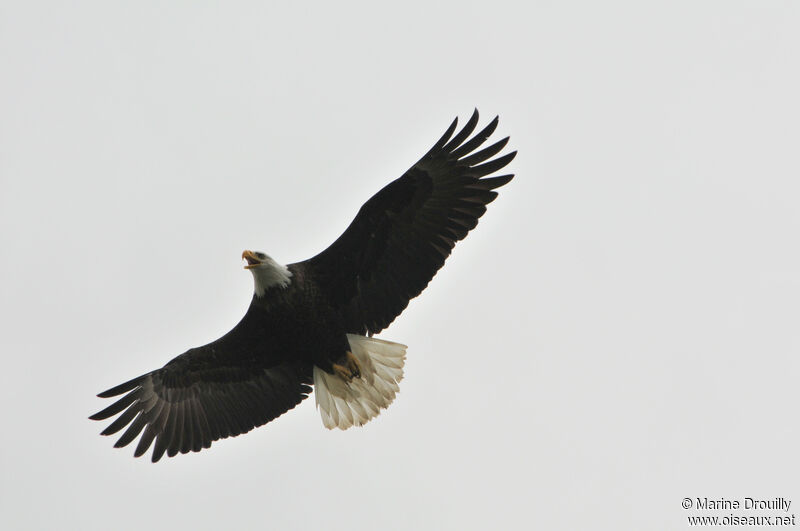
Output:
[91, 110, 516, 462]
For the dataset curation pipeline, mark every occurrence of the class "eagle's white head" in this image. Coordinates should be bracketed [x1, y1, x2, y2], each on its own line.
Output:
[241, 250, 292, 296]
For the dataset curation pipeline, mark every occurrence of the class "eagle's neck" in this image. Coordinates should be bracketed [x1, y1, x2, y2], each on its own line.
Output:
[251, 258, 293, 297]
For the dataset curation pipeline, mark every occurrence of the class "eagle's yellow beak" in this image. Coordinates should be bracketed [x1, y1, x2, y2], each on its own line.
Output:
[241, 250, 262, 269]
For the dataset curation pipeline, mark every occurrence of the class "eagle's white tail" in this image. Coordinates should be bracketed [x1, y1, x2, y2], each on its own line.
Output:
[313, 334, 407, 430]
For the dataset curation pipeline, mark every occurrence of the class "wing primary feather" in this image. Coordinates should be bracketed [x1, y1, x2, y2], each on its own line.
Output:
[459, 137, 509, 167]
[152, 432, 169, 463]
[423, 116, 458, 158]
[152, 401, 171, 432]
[450, 116, 499, 159]
[442, 109, 479, 152]
[468, 151, 517, 178]
[114, 411, 147, 448]
[134, 424, 157, 458]
[96, 375, 146, 398]
[468, 174, 514, 190]
[100, 404, 140, 436]
[89, 389, 139, 420]
[144, 398, 165, 424]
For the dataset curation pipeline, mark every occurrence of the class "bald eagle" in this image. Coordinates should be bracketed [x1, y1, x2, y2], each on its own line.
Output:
[91, 110, 516, 462]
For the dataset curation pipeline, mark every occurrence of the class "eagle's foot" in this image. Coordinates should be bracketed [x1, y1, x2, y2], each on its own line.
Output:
[332, 351, 362, 382]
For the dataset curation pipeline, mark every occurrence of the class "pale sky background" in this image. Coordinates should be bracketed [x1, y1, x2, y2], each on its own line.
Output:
[2, 2, 799, 530]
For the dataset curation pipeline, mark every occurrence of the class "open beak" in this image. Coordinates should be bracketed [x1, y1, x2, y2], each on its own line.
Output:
[242, 250, 262, 269]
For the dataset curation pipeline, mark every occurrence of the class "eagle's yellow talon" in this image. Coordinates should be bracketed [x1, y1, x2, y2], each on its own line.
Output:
[332, 351, 361, 381]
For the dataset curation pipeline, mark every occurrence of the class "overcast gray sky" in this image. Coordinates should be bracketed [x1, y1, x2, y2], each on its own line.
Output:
[2, 1, 799, 530]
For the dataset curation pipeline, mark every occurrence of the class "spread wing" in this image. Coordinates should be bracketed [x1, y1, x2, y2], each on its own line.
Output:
[299, 109, 515, 335]
[90, 345, 312, 462]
